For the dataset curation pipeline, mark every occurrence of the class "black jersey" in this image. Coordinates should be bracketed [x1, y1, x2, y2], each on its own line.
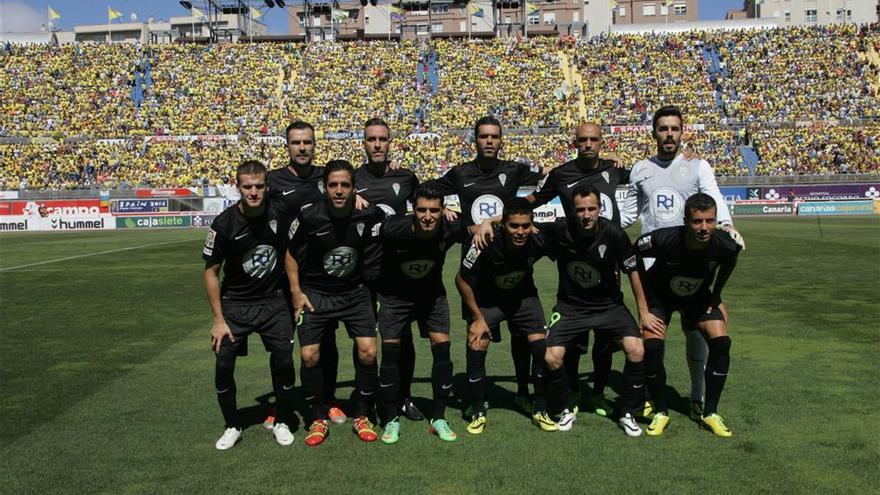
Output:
[203, 197, 291, 301]
[635, 226, 741, 301]
[267, 164, 325, 213]
[377, 214, 468, 297]
[288, 200, 384, 294]
[459, 229, 547, 305]
[541, 217, 637, 309]
[429, 159, 542, 227]
[531, 159, 629, 225]
[354, 165, 419, 216]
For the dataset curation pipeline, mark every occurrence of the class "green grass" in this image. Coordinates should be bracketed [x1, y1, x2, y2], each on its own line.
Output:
[1, 217, 878, 494]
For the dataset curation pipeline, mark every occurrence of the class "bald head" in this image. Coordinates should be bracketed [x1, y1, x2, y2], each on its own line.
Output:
[575, 122, 603, 166]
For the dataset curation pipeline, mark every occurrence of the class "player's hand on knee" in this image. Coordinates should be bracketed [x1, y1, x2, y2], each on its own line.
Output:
[355, 194, 370, 211]
[468, 319, 490, 348]
[639, 311, 665, 338]
[719, 224, 745, 250]
[211, 321, 234, 353]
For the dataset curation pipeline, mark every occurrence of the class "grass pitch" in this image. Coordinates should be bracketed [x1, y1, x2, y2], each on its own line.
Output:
[1, 217, 878, 494]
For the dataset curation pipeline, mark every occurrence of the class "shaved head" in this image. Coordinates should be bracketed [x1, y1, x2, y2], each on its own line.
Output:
[574, 122, 604, 166]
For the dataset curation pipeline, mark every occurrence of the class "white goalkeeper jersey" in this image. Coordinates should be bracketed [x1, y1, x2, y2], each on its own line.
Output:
[620, 154, 732, 234]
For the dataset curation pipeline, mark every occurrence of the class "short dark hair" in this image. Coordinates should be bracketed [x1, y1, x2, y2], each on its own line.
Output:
[572, 186, 601, 204]
[651, 106, 684, 134]
[364, 117, 390, 132]
[323, 159, 355, 185]
[236, 160, 267, 183]
[684, 193, 717, 220]
[502, 197, 533, 222]
[414, 183, 445, 206]
[285, 120, 315, 141]
[474, 115, 502, 141]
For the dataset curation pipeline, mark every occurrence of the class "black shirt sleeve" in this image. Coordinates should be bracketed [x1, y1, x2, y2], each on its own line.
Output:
[530, 170, 558, 207]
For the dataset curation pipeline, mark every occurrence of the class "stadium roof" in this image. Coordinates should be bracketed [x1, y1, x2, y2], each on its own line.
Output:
[0, 32, 57, 45]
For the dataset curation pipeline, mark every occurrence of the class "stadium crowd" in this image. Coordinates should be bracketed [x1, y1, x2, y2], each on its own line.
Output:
[1, 25, 879, 189]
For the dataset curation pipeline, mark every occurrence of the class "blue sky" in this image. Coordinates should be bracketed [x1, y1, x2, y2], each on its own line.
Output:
[1, 0, 744, 34]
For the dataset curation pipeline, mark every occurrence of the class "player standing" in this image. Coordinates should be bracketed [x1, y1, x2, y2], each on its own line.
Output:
[621, 106, 743, 419]
[204, 160, 296, 450]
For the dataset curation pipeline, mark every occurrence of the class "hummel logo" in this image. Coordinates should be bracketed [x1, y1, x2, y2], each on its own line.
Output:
[282, 189, 296, 196]
[468, 377, 483, 383]
[441, 383, 453, 390]
[316, 230, 331, 236]
[356, 187, 369, 193]
[463, 182, 476, 188]
[566, 179, 583, 189]
[234, 233, 249, 240]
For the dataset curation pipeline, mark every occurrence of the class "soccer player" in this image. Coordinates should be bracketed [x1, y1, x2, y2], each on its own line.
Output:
[204, 160, 296, 450]
[621, 106, 743, 420]
[267, 120, 347, 426]
[353, 117, 424, 422]
[428, 116, 547, 414]
[375, 184, 478, 444]
[526, 122, 630, 418]
[285, 160, 385, 446]
[455, 198, 556, 434]
[541, 188, 660, 436]
[635, 193, 741, 437]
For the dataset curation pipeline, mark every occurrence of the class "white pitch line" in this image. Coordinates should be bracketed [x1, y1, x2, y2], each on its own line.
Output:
[0, 238, 197, 273]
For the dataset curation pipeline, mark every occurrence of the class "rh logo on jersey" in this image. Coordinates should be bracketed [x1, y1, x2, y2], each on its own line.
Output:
[242, 245, 277, 279]
[400, 259, 436, 279]
[650, 187, 683, 222]
[471, 194, 503, 224]
[494, 270, 525, 290]
[566, 261, 601, 289]
[669, 276, 703, 296]
[324, 247, 358, 277]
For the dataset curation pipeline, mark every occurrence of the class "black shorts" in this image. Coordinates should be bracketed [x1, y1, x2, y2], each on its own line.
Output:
[377, 292, 450, 340]
[297, 286, 377, 346]
[471, 296, 546, 336]
[545, 302, 639, 348]
[220, 293, 294, 356]
[648, 291, 725, 331]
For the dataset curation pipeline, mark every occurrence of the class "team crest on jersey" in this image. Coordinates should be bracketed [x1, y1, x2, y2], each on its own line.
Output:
[323, 246, 358, 277]
[356, 223, 365, 237]
[566, 261, 601, 289]
[400, 259, 436, 279]
[602, 171, 610, 183]
[670, 276, 703, 297]
[598, 244, 606, 258]
[392, 183, 401, 196]
[498, 173, 507, 186]
[242, 245, 277, 279]
[269, 219, 277, 234]
[494, 270, 525, 290]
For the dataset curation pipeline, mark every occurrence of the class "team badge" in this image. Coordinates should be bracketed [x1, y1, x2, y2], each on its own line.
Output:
[392, 183, 400, 196]
[602, 171, 609, 183]
[498, 173, 507, 186]
[356, 223, 365, 237]
[598, 244, 606, 258]
[269, 219, 277, 234]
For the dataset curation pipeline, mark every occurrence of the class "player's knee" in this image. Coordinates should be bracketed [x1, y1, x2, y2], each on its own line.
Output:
[270, 350, 294, 373]
[429, 332, 450, 345]
[301, 346, 321, 368]
[545, 347, 565, 370]
[214, 352, 236, 388]
[357, 345, 377, 365]
[621, 337, 644, 362]
[709, 335, 731, 359]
